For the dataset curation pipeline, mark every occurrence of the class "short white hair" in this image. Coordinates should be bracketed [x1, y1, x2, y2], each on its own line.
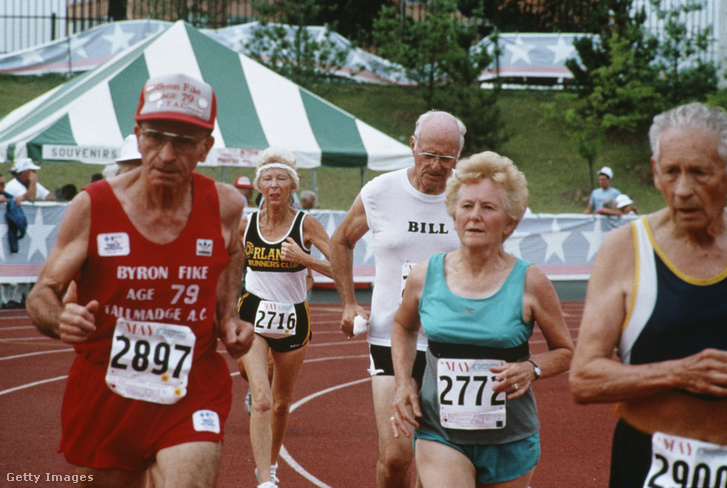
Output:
[649, 102, 727, 166]
[253, 146, 299, 191]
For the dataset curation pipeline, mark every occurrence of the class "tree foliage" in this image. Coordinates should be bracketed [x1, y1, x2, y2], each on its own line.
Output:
[566, 0, 719, 136]
[246, 0, 352, 89]
[458, 0, 600, 34]
[373, 0, 505, 153]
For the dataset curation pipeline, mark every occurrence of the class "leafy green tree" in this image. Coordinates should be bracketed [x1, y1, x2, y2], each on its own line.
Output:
[541, 97, 603, 190]
[247, 0, 352, 88]
[373, 0, 505, 152]
[566, 0, 718, 136]
[648, 0, 719, 107]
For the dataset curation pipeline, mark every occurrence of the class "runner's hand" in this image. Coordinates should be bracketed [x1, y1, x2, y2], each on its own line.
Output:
[220, 318, 254, 358]
[58, 280, 98, 344]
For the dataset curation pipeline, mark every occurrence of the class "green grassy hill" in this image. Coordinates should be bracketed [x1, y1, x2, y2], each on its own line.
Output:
[0, 74, 665, 213]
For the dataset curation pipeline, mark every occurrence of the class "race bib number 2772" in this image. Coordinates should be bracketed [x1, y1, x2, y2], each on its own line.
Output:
[437, 358, 506, 430]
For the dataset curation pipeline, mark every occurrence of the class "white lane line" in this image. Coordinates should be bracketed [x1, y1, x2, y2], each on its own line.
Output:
[0, 348, 74, 361]
[280, 377, 372, 488]
[0, 376, 68, 396]
[1, 350, 371, 488]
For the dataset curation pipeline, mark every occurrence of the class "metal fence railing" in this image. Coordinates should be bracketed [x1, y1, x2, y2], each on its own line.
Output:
[0, 0, 71, 53]
[0, 0, 257, 54]
[1, 0, 724, 74]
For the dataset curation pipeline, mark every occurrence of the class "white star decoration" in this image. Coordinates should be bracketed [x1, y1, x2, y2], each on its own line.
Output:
[581, 218, 607, 262]
[505, 37, 535, 64]
[102, 24, 137, 54]
[20, 49, 45, 66]
[70, 37, 90, 60]
[503, 230, 527, 259]
[25, 208, 56, 261]
[542, 218, 570, 263]
[547, 36, 577, 65]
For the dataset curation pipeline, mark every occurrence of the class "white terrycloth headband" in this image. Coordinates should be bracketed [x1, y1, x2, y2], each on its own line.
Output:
[256, 162, 296, 178]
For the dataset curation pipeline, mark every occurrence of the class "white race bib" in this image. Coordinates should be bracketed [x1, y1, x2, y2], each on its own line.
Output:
[644, 431, 727, 488]
[106, 319, 195, 404]
[254, 300, 297, 337]
[437, 358, 506, 430]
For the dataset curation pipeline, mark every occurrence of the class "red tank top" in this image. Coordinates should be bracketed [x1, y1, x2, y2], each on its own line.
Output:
[75, 173, 230, 364]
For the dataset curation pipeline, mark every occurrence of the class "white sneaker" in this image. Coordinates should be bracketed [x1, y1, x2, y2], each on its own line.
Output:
[254, 463, 279, 486]
[257, 483, 276, 488]
[270, 462, 279, 485]
[244, 388, 252, 415]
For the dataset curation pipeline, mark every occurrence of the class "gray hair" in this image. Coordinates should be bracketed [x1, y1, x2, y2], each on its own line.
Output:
[413, 110, 467, 154]
[649, 102, 727, 165]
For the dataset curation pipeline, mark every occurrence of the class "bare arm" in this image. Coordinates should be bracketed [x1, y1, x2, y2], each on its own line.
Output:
[488, 265, 574, 399]
[24, 172, 38, 201]
[26, 192, 97, 342]
[329, 195, 370, 336]
[281, 214, 332, 278]
[390, 260, 426, 438]
[215, 183, 254, 359]
[570, 221, 727, 403]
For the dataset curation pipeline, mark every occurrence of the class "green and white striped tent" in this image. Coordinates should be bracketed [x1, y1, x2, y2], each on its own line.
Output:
[0, 20, 413, 171]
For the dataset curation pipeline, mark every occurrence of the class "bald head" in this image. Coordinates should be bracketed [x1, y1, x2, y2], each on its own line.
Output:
[413, 111, 466, 156]
[409, 111, 467, 195]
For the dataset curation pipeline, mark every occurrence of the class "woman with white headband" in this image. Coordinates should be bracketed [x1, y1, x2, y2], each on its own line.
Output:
[237, 146, 332, 488]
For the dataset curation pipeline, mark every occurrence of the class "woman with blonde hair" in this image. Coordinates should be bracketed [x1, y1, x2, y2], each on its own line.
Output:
[237, 147, 332, 488]
[391, 151, 574, 488]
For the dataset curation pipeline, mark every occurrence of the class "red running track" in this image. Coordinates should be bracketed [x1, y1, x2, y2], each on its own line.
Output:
[0, 302, 616, 488]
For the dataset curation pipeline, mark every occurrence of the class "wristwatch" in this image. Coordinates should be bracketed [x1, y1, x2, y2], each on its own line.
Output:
[528, 360, 541, 380]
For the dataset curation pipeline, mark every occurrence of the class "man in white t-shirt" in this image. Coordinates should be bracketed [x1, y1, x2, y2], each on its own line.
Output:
[5, 158, 56, 203]
[330, 110, 465, 488]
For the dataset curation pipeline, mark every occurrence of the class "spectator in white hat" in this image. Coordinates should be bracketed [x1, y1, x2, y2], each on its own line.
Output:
[103, 134, 143, 179]
[583, 166, 620, 214]
[615, 194, 638, 215]
[5, 158, 56, 203]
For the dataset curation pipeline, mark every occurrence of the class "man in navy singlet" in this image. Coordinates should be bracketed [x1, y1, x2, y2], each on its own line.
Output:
[570, 102, 727, 488]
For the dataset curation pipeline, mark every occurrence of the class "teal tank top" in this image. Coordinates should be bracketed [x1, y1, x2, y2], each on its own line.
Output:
[419, 253, 533, 348]
[416, 252, 539, 445]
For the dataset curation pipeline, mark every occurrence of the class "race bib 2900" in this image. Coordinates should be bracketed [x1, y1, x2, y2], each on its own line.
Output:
[644, 431, 727, 488]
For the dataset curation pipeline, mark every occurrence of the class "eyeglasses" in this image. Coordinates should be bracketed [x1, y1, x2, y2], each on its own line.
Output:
[139, 128, 209, 154]
[416, 151, 457, 168]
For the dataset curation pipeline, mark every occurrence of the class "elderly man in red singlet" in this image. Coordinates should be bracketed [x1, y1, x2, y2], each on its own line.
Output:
[26, 73, 254, 488]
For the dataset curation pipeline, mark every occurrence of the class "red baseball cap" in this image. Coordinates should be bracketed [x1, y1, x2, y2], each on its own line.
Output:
[235, 176, 254, 189]
[134, 73, 216, 130]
